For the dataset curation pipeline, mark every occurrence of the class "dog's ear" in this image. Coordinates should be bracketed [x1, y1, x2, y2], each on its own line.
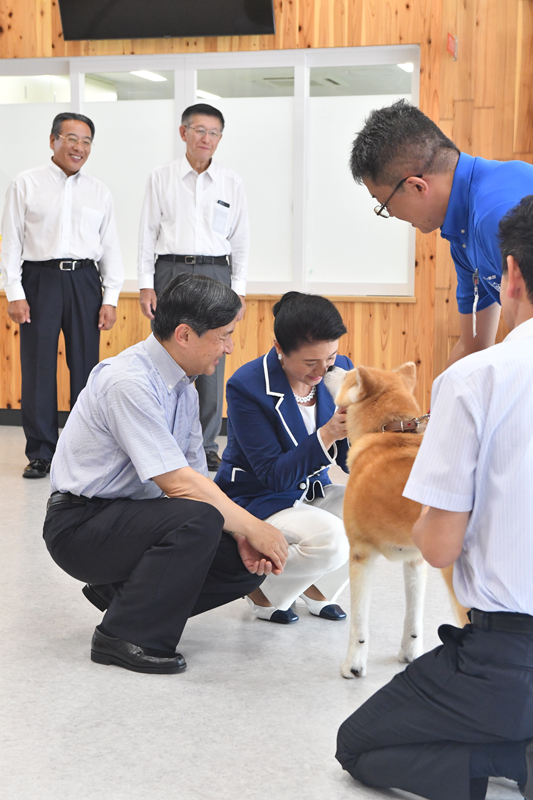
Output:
[394, 362, 417, 393]
[337, 366, 375, 405]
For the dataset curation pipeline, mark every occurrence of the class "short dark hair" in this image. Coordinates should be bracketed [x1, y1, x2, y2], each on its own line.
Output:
[181, 103, 225, 131]
[51, 113, 95, 140]
[350, 99, 459, 187]
[499, 195, 533, 303]
[153, 273, 241, 341]
[273, 292, 347, 355]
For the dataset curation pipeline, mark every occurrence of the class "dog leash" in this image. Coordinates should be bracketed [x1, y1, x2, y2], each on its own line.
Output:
[381, 413, 430, 433]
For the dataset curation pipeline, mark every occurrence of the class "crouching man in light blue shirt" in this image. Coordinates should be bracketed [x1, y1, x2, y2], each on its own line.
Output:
[43, 273, 288, 675]
[336, 195, 533, 800]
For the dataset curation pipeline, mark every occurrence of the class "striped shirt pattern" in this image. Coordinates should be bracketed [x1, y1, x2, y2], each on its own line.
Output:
[50, 334, 207, 500]
[404, 317, 533, 613]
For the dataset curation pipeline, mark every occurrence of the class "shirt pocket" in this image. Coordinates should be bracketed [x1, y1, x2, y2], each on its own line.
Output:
[212, 200, 230, 235]
[81, 206, 104, 242]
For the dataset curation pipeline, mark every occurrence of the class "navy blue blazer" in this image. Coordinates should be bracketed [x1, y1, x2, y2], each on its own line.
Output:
[215, 347, 353, 519]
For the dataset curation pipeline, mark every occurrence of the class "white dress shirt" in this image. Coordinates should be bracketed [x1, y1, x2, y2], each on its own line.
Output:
[137, 156, 249, 296]
[404, 316, 533, 614]
[1, 160, 124, 306]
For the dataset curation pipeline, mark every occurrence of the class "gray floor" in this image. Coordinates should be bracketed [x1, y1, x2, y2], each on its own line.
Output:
[0, 425, 520, 800]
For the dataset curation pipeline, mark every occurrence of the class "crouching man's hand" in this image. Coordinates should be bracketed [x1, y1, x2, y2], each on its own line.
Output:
[233, 523, 288, 575]
[153, 466, 288, 575]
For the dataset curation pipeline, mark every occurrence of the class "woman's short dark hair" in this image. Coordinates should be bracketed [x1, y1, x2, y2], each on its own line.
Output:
[51, 113, 95, 140]
[499, 195, 533, 303]
[273, 292, 347, 355]
[153, 273, 241, 340]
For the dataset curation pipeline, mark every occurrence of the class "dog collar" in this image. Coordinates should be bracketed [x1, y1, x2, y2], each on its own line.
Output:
[381, 413, 430, 433]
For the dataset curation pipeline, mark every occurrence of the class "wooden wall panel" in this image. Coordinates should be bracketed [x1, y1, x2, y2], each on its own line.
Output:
[1, 0, 532, 418]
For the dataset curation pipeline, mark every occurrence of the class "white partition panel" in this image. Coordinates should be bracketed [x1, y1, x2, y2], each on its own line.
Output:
[306, 94, 414, 295]
[0, 103, 71, 209]
[79, 100, 175, 285]
[0, 49, 420, 296]
[0, 104, 71, 290]
[206, 96, 294, 287]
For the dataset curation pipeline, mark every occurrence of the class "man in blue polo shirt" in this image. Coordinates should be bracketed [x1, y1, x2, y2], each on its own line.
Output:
[350, 99, 533, 365]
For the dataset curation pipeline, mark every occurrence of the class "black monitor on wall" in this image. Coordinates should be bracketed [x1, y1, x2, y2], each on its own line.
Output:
[57, 0, 275, 41]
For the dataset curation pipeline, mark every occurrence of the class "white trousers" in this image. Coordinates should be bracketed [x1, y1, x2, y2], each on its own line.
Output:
[260, 484, 350, 610]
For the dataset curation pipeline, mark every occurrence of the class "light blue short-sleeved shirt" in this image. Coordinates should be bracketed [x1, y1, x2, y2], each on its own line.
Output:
[404, 317, 533, 614]
[50, 334, 207, 500]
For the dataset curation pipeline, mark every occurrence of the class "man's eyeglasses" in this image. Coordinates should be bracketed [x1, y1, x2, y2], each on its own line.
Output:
[186, 125, 222, 139]
[57, 134, 93, 148]
[374, 174, 423, 218]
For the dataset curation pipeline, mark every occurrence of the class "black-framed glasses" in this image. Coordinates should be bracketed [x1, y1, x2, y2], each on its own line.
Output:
[374, 174, 423, 218]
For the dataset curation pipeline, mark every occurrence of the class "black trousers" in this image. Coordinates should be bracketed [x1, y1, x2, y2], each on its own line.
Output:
[43, 496, 263, 652]
[154, 257, 232, 453]
[336, 622, 533, 800]
[20, 261, 102, 462]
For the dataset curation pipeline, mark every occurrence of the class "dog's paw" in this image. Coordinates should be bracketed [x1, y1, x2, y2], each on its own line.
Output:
[398, 637, 423, 664]
[341, 659, 367, 678]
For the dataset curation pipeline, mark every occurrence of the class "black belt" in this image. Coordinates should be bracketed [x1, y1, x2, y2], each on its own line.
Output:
[25, 259, 96, 271]
[157, 254, 229, 266]
[469, 608, 533, 634]
[47, 491, 90, 510]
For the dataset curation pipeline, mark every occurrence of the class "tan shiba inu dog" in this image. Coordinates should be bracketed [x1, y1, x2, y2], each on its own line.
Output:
[324, 362, 468, 678]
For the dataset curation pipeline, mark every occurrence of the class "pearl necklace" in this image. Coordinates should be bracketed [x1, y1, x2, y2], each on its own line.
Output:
[293, 385, 316, 404]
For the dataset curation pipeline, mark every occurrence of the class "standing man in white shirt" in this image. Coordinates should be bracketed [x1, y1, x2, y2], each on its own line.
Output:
[138, 103, 248, 473]
[336, 195, 533, 799]
[1, 113, 124, 479]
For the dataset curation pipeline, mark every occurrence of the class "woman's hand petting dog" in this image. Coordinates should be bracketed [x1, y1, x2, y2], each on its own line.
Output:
[320, 406, 348, 450]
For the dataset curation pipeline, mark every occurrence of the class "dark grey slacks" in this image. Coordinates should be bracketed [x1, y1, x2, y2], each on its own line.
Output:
[336, 622, 533, 800]
[43, 495, 263, 652]
[154, 257, 232, 454]
[20, 261, 102, 461]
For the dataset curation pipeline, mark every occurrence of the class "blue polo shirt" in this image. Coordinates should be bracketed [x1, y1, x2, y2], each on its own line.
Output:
[440, 152, 533, 314]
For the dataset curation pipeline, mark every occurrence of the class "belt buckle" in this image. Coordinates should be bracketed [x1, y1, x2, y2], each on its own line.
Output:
[184, 256, 196, 265]
[59, 260, 77, 271]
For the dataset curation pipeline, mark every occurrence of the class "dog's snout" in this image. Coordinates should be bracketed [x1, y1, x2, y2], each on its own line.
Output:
[327, 365, 336, 372]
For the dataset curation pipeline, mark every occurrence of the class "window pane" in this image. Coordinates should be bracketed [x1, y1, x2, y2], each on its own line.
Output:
[0, 75, 70, 104]
[85, 71, 174, 102]
[198, 67, 294, 98]
[309, 64, 413, 97]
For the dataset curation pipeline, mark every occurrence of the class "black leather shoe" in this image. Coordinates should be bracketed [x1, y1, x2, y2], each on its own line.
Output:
[23, 459, 51, 479]
[205, 451, 222, 472]
[82, 583, 116, 611]
[91, 628, 187, 674]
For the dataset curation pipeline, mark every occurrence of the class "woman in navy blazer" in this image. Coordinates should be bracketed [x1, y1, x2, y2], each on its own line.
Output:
[215, 292, 352, 624]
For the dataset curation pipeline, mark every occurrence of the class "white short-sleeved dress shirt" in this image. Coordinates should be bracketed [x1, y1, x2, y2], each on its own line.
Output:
[137, 156, 249, 296]
[404, 317, 533, 614]
[1, 161, 124, 305]
[50, 334, 207, 500]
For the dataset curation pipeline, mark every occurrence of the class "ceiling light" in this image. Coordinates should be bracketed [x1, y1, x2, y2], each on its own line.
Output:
[196, 89, 221, 100]
[397, 63, 414, 73]
[130, 70, 167, 82]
